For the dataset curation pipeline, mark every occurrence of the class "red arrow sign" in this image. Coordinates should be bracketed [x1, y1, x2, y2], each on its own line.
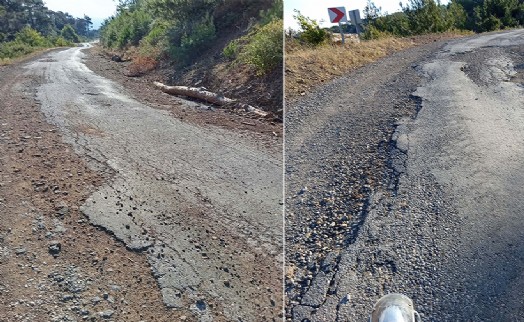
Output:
[328, 7, 347, 23]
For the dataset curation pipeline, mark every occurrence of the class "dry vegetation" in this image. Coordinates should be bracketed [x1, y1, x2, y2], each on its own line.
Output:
[285, 32, 471, 101]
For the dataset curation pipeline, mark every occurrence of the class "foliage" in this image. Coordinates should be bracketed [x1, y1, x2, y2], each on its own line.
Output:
[0, 41, 35, 59]
[363, 11, 411, 39]
[101, 0, 281, 73]
[0, 27, 71, 60]
[238, 18, 283, 74]
[260, 0, 283, 25]
[53, 36, 74, 47]
[222, 0, 283, 74]
[61, 25, 80, 43]
[100, 7, 152, 49]
[0, 0, 95, 42]
[293, 10, 329, 45]
[223, 39, 239, 59]
[401, 0, 450, 34]
[165, 13, 216, 65]
[473, 0, 524, 31]
[361, 0, 524, 39]
[15, 26, 50, 47]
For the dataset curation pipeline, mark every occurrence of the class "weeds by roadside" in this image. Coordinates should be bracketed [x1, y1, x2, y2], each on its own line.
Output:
[285, 32, 470, 101]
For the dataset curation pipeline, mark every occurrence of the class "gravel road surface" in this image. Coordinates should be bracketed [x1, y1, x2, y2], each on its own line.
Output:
[286, 29, 524, 321]
[2, 45, 283, 321]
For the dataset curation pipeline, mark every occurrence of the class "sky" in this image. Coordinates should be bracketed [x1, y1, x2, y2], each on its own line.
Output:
[284, 0, 449, 30]
[43, 0, 118, 29]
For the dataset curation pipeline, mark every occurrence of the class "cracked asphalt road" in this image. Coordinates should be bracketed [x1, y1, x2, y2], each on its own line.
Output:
[21, 45, 283, 321]
[286, 29, 524, 321]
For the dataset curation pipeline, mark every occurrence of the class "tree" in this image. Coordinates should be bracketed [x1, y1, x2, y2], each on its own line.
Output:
[364, 0, 382, 22]
[61, 24, 80, 43]
[446, 0, 468, 29]
[401, 0, 449, 34]
[474, 0, 524, 31]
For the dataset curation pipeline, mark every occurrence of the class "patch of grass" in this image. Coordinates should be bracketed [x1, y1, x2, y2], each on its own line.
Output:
[285, 32, 470, 101]
[0, 57, 11, 66]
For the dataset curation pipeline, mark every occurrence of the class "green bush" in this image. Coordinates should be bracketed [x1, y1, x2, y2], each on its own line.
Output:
[100, 9, 152, 49]
[15, 27, 49, 47]
[167, 14, 216, 65]
[61, 24, 80, 43]
[260, 0, 283, 25]
[223, 39, 239, 59]
[0, 41, 35, 59]
[293, 10, 329, 45]
[53, 36, 74, 47]
[239, 19, 283, 75]
[0, 27, 55, 60]
[362, 25, 391, 40]
[142, 21, 169, 47]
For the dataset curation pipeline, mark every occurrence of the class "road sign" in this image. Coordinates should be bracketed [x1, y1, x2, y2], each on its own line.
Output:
[328, 7, 347, 23]
[348, 9, 362, 35]
[348, 9, 362, 24]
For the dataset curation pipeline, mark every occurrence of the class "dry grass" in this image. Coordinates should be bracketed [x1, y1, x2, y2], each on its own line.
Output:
[125, 55, 159, 77]
[285, 32, 471, 101]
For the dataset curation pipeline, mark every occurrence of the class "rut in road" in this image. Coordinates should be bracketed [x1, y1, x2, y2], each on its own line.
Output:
[24, 46, 283, 321]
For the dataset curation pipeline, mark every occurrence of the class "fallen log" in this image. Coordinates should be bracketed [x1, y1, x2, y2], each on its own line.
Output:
[153, 81, 269, 118]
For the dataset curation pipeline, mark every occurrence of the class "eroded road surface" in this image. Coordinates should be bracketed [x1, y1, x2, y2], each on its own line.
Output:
[286, 29, 524, 321]
[2, 46, 282, 321]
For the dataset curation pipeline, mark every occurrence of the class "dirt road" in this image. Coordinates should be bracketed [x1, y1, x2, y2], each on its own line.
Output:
[1, 45, 282, 321]
[286, 29, 524, 321]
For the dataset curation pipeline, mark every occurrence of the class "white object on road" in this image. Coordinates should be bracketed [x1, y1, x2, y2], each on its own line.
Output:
[369, 293, 421, 322]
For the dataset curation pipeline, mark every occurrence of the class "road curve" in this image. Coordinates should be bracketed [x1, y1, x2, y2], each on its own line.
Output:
[23, 46, 283, 321]
[287, 29, 524, 321]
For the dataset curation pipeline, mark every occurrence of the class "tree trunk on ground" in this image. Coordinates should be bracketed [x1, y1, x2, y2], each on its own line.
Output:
[153, 82, 270, 118]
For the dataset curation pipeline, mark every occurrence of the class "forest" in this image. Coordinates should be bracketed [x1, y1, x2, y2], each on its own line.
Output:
[0, 0, 95, 61]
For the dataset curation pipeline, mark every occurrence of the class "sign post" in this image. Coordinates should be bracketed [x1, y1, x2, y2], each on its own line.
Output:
[327, 7, 347, 44]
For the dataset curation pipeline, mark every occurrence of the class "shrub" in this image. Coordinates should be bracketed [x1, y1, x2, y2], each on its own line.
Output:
[239, 19, 283, 75]
[167, 14, 216, 65]
[293, 10, 329, 46]
[61, 24, 80, 43]
[15, 27, 49, 47]
[142, 21, 169, 47]
[0, 41, 34, 59]
[100, 9, 152, 49]
[362, 25, 391, 40]
[53, 36, 73, 47]
[0, 27, 53, 60]
[223, 39, 239, 59]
